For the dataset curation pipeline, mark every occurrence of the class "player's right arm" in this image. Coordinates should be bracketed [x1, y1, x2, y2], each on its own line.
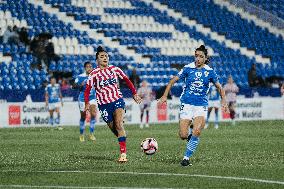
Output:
[159, 76, 179, 104]
[214, 82, 229, 113]
[159, 67, 187, 104]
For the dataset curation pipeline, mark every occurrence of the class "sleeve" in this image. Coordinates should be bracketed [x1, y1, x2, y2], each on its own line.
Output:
[177, 67, 188, 80]
[209, 70, 219, 84]
[45, 86, 48, 94]
[84, 76, 94, 104]
[115, 67, 137, 95]
[115, 67, 127, 79]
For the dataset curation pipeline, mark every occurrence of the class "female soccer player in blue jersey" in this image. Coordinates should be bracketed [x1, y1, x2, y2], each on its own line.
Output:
[159, 45, 229, 166]
[45, 77, 63, 130]
[74, 61, 97, 142]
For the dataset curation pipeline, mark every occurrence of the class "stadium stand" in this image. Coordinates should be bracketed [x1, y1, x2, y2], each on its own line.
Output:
[248, 0, 284, 20]
[0, 0, 283, 101]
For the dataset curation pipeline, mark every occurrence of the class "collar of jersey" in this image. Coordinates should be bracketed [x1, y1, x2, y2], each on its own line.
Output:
[186, 62, 212, 70]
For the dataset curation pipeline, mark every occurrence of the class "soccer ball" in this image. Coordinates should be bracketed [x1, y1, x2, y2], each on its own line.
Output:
[140, 138, 158, 155]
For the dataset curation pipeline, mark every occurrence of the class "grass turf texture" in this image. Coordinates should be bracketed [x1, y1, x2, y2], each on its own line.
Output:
[0, 121, 283, 188]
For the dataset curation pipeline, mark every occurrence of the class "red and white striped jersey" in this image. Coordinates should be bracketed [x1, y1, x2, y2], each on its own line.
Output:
[223, 83, 239, 102]
[86, 65, 128, 105]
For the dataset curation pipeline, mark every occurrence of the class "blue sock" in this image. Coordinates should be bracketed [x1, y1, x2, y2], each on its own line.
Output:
[215, 111, 219, 126]
[80, 119, 85, 135]
[206, 112, 210, 124]
[55, 115, 60, 125]
[118, 136, 126, 142]
[49, 117, 54, 126]
[90, 118, 96, 134]
[184, 135, 200, 159]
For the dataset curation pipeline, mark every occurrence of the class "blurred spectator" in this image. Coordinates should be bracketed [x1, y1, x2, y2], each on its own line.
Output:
[3, 26, 14, 44]
[11, 26, 20, 44]
[224, 76, 239, 126]
[30, 36, 40, 52]
[271, 79, 280, 88]
[30, 33, 58, 71]
[45, 41, 60, 64]
[137, 80, 153, 128]
[248, 63, 265, 87]
[18, 27, 30, 45]
[129, 68, 141, 89]
[61, 78, 70, 90]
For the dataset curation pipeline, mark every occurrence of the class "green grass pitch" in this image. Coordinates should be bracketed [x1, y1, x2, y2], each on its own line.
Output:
[0, 121, 283, 189]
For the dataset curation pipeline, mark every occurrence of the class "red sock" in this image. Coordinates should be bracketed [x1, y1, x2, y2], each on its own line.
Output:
[119, 141, 126, 154]
[118, 136, 127, 154]
[146, 110, 149, 123]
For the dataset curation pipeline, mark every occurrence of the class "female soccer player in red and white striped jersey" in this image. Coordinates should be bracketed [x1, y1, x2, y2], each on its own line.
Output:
[84, 46, 142, 162]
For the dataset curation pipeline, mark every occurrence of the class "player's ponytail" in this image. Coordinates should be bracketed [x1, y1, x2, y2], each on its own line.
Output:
[96, 46, 107, 59]
[196, 45, 210, 64]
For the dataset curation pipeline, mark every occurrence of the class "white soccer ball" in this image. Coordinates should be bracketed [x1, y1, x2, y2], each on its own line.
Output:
[140, 138, 158, 155]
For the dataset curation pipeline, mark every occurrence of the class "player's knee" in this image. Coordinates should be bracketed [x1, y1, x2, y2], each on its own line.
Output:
[115, 122, 123, 131]
[192, 129, 201, 137]
[81, 114, 86, 119]
[90, 112, 96, 119]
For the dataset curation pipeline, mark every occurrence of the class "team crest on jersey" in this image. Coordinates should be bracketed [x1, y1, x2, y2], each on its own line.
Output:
[195, 72, 202, 78]
[204, 71, 209, 77]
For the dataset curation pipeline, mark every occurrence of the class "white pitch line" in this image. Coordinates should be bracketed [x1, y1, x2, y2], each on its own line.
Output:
[0, 185, 181, 189]
[1, 170, 284, 185]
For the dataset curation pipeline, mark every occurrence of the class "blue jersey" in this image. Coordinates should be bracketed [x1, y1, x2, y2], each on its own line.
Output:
[208, 84, 220, 101]
[45, 84, 61, 103]
[75, 73, 96, 102]
[177, 62, 219, 106]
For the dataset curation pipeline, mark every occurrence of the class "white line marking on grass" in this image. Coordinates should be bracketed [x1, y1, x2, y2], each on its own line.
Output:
[0, 185, 179, 189]
[1, 170, 284, 185]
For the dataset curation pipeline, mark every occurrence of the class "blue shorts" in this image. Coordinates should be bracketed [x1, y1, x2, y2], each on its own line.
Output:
[98, 98, 125, 123]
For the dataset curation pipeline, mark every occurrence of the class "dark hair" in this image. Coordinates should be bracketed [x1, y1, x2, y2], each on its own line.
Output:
[84, 61, 91, 68]
[195, 45, 210, 64]
[95, 46, 107, 59]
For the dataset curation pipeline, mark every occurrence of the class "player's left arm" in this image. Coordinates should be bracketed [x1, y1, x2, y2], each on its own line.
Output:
[115, 67, 142, 104]
[211, 70, 229, 113]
